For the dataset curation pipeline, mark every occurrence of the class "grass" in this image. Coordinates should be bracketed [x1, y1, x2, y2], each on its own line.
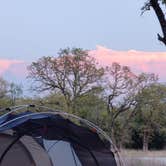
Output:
[120, 150, 166, 166]
[121, 149, 166, 158]
[124, 159, 166, 166]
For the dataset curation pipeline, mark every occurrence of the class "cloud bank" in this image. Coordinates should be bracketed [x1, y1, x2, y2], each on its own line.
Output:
[0, 59, 27, 77]
[90, 46, 166, 81]
[0, 46, 166, 82]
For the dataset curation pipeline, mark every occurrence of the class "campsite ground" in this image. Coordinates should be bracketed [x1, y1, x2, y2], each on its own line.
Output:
[121, 150, 166, 166]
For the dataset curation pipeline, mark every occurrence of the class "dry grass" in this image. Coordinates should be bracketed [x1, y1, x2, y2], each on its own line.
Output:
[120, 150, 166, 166]
[124, 158, 166, 166]
[121, 149, 166, 158]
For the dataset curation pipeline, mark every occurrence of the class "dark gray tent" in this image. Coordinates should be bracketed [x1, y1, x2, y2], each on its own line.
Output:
[0, 105, 124, 166]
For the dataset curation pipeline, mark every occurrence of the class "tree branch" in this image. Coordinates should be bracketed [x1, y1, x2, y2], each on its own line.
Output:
[150, 0, 166, 45]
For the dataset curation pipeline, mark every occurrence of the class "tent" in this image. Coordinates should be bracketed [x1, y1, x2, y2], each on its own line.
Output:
[0, 105, 124, 166]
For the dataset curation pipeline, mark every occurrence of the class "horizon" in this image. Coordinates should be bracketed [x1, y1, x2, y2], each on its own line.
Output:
[0, 46, 166, 96]
[0, 0, 165, 96]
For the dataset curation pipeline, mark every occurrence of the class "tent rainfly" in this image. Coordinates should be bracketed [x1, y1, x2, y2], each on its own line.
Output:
[0, 105, 124, 166]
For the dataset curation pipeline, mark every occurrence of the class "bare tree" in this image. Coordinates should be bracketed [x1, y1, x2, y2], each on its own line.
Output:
[9, 83, 23, 106]
[28, 48, 104, 112]
[0, 77, 8, 99]
[104, 63, 158, 133]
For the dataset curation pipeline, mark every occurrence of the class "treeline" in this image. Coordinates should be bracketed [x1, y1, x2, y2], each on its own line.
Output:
[0, 48, 166, 151]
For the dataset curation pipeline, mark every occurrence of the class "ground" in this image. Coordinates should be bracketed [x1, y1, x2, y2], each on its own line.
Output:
[120, 150, 166, 166]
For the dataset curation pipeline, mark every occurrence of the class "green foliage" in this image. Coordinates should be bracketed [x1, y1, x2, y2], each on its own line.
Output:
[130, 84, 166, 150]
[161, 0, 166, 4]
[37, 93, 67, 111]
[74, 88, 106, 121]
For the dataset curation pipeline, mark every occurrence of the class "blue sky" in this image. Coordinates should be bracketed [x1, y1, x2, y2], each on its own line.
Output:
[0, 0, 165, 62]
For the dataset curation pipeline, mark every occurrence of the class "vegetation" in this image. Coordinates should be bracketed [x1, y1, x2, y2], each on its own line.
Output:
[28, 48, 104, 113]
[104, 63, 157, 138]
[122, 150, 166, 166]
[0, 78, 22, 108]
[0, 47, 166, 152]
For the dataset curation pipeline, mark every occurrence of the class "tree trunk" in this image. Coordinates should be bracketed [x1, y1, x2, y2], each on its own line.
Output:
[110, 127, 116, 145]
[64, 99, 72, 113]
[118, 139, 123, 152]
[150, 0, 166, 46]
[143, 130, 149, 151]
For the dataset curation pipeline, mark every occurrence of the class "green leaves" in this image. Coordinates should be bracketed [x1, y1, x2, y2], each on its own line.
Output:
[131, 84, 166, 150]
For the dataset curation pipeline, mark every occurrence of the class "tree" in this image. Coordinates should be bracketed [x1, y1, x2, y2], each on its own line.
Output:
[0, 78, 23, 107]
[104, 63, 158, 133]
[0, 77, 9, 108]
[9, 83, 23, 106]
[132, 84, 166, 151]
[102, 63, 158, 148]
[142, 0, 166, 46]
[28, 48, 104, 112]
[73, 86, 106, 121]
[0, 77, 8, 99]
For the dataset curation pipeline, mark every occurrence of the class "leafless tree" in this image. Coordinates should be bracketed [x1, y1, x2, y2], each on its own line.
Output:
[104, 63, 158, 132]
[0, 77, 8, 99]
[28, 48, 104, 112]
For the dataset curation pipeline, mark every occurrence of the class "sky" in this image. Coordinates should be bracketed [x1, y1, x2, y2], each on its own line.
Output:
[0, 0, 165, 95]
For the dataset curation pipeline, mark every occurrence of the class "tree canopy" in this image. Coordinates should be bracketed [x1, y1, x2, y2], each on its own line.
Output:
[131, 84, 166, 151]
[28, 48, 104, 112]
[104, 63, 158, 132]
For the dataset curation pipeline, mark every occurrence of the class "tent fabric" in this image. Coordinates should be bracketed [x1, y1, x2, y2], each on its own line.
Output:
[0, 112, 117, 166]
[73, 144, 117, 166]
[44, 139, 82, 166]
[21, 136, 53, 166]
[0, 133, 53, 166]
[0, 133, 35, 166]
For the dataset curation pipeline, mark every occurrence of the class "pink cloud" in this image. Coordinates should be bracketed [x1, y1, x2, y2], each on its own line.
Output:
[89, 46, 166, 81]
[1, 47, 166, 82]
[0, 59, 26, 76]
[7, 62, 28, 77]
